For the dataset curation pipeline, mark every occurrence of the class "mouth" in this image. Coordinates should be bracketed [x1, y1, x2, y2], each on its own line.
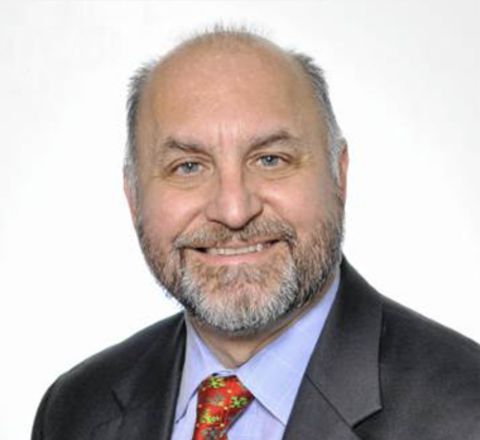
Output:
[194, 240, 278, 255]
[187, 239, 281, 263]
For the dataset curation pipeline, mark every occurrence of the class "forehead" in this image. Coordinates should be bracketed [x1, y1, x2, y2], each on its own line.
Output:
[136, 41, 324, 151]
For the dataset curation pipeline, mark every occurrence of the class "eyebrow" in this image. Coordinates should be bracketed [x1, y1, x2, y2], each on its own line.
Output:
[247, 129, 302, 152]
[159, 128, 302, 156]
[161, 137, 205, 154]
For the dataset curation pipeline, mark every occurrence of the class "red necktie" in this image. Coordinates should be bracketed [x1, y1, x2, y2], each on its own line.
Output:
[191, 375, 254, 440]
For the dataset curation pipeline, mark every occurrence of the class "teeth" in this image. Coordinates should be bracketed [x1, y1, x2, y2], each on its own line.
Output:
[207, 243, 265, 256]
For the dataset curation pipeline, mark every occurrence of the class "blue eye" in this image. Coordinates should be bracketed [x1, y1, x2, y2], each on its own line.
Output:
[258, 155, 281, 167]
[176, 161, 201, 175]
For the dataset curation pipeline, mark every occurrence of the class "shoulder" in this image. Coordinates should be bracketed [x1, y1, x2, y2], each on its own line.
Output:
[376, 293, 480, 434]
[57, 312, 185, 390]
[341, 259, 479, 370]
[379, 293, 480, 374]
[32, 312, 185, 439]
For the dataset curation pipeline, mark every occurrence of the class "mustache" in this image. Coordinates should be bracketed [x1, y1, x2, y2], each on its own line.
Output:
[173, 218, 298, 250]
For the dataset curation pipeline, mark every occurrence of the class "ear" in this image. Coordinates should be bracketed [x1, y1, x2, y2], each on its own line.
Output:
[337, 141, 349, 202]
[124, 176, 138, 227]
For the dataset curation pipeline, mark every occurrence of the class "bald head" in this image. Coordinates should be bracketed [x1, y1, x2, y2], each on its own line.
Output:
[124, 27, 344, 200]
[150, 31, 306, 96]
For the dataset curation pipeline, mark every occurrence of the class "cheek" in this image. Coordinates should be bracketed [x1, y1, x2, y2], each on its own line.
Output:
[262, 173, 334, 232]
[140, 186, 205, 244]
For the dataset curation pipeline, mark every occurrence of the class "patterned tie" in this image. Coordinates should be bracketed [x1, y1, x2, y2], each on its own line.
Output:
[191, 375, 254, 440]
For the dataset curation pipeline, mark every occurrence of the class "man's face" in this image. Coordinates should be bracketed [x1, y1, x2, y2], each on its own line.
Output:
[129, 44, 347, 336]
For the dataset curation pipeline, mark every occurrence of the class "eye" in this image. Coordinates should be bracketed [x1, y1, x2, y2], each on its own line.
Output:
[257, 155, 282, 167]
[174, 161, 202, 175]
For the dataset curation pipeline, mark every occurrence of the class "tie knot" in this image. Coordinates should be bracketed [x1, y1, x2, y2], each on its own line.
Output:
[192, 375, 254, 440]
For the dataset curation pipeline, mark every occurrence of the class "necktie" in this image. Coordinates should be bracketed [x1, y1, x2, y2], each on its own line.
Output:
[191, 375, 254, 440]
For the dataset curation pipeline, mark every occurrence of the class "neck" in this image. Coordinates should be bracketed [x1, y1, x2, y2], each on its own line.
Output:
[188, 273, 336, 369]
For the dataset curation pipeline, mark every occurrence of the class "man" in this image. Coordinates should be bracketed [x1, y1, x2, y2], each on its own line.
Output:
[32, 28, 479, 440]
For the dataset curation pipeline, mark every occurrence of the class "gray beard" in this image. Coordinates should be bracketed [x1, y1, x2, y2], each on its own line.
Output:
[136, 203, 344, 337]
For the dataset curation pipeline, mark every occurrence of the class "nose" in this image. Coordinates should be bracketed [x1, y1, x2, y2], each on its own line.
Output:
[205, 169, 263, 230]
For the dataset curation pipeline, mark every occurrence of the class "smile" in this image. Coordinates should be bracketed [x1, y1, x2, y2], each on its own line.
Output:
[206, 243, 268, 256]
[191, 240, 280, 262]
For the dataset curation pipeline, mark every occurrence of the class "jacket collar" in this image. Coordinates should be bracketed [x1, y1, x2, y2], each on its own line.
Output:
[283, 258, 383, 439]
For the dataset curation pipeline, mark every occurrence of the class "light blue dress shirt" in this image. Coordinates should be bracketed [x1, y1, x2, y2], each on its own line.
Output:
[171, 272, 339, 440]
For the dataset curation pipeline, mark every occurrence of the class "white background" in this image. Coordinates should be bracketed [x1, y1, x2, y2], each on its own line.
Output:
[0, 1, 478, 438]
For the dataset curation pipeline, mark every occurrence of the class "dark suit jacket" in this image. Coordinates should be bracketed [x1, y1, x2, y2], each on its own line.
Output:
[32, 259, 480, 439]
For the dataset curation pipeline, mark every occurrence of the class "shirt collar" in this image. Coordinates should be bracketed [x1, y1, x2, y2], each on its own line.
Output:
[175, 270, 340, 425]
[175, 317, 231, 422]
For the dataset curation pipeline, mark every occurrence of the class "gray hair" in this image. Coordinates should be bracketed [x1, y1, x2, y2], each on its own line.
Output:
[124, 27, 345, 202]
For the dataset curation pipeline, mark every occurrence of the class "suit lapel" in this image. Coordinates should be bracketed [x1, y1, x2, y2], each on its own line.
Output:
[92, 314, 186, 440]
[282, 378, 363, 440]
[284, 259, 383, 439]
